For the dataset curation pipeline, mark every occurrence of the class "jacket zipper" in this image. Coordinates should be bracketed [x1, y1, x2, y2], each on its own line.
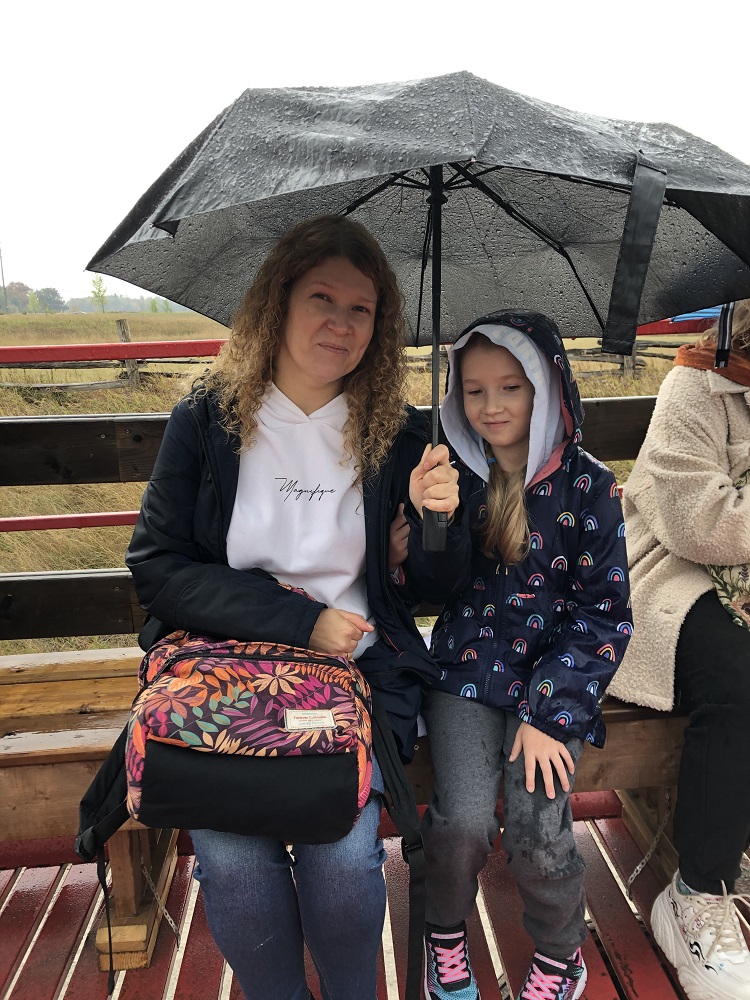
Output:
[377, 435, 404, 653]
[482, 564, 508, 703]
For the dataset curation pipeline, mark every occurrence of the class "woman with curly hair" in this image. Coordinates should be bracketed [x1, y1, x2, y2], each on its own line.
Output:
[125, 214, 460, 1000]
[609, 300, 750, 1000]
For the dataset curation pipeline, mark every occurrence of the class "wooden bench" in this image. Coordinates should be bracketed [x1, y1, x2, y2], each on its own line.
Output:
[0, 395, 684, 969]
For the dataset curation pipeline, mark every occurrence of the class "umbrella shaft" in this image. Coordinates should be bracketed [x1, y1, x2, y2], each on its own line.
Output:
[429, 165, 445, 450]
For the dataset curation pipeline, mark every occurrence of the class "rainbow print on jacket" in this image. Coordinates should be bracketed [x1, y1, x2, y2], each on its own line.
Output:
[425, 308, 632, 751]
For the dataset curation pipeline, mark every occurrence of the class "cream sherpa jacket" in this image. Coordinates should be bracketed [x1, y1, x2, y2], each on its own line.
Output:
[607, 365, 750, 710]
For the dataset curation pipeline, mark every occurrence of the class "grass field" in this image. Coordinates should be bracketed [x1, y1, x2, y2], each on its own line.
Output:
[0, 311, 227, 344]
[0, 315, 677, 653]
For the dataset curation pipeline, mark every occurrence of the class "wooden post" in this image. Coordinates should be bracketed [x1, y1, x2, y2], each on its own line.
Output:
[116, 319, 141, 388]
[620, 351, 636, 378]
[96, 825, 179, 970]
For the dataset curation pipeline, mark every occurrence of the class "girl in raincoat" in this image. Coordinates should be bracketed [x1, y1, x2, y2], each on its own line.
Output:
[406, 310, 632, 1000]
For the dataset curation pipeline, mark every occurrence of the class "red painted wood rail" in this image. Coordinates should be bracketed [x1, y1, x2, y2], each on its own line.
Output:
[0, 340, 226, 364]
[0, 512, 140, 532]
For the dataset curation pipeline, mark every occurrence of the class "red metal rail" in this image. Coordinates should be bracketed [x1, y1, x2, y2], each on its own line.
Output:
[637, 317, 715, 336]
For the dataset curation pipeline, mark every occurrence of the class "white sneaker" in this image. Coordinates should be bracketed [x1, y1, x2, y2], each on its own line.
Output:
[651, 871, 750, 1000]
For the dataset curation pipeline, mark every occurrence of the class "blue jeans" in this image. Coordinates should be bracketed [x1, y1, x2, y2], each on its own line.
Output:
[190, 757, 385, 1000]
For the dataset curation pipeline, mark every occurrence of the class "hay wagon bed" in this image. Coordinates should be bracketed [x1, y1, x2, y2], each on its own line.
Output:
[0, 797, 690, 1000]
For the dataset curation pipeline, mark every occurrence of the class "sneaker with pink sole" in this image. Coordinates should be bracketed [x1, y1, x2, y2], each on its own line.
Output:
[515, 948, 587, 1000]
[423, 922, 480, 1000]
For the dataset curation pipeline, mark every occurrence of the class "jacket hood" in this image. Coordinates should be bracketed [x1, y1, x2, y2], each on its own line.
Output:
[441, 310, 584, 485]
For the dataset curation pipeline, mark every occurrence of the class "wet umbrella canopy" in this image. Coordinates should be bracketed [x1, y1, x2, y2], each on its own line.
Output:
[88, 71, 750, 549]
[88, 70, 750, 353]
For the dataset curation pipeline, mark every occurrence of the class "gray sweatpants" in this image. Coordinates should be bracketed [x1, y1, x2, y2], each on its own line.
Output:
[422, 690, 587, 959]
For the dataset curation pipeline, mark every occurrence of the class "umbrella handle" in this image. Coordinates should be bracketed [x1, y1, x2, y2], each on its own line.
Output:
[422, 509, 448, 552]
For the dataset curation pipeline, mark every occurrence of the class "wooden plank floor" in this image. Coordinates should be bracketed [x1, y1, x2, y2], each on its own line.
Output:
[0, 798, 690, 1000]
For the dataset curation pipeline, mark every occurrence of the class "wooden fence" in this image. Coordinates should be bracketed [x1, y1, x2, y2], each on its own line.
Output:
[0, 320, 225, 390]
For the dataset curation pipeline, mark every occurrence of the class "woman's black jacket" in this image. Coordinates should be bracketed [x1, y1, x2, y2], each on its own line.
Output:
[125, 390, 467, 760]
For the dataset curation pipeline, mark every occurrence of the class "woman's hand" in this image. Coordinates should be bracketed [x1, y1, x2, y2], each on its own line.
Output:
[409, 444, 459, 520]
[509, 721, 576, 799]
[309, 608, 374, 657]
[389, 503, 410, 573]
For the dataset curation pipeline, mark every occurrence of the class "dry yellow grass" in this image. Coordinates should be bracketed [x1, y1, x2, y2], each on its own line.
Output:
[0, 312, 227, 344]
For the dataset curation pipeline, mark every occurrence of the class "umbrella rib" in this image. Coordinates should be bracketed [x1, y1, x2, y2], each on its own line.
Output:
[341, 172, 428, 215]
[470, 163, 628, 196]
[450, 162, 605, 331]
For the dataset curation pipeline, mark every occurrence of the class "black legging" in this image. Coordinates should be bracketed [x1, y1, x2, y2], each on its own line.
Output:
[673, 590, 750, 894]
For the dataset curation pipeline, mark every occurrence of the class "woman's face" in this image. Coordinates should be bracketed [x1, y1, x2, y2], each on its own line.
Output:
[275, 256, 377, 406]
[461, 339, 534, 471]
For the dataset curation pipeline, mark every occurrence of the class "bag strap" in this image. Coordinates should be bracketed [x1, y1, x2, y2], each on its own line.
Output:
[94, 844, 117, 997]
[371, 699, 425, 1000]
[75, 795, 130, 863]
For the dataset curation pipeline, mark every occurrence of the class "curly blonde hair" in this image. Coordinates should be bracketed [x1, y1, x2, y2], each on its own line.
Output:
[698, 299, 750, 354]
[202, 215, 408, 480]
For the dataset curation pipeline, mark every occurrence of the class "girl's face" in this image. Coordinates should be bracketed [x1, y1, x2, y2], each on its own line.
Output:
[461, 339, 534, 472]
[275, 256, 377, 408]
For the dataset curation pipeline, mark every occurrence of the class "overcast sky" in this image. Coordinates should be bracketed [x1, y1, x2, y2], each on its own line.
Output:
[2, 0, 748, 302]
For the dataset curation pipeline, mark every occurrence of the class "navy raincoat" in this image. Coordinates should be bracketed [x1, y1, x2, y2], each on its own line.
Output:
[409, 311, 632, 748]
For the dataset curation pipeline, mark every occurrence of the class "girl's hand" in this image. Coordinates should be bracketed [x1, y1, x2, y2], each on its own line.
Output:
[389, 503, 410, 573]
[409, 444, 459, 520]
[509, 721, 576, 799]
[309, 608, 373, 657]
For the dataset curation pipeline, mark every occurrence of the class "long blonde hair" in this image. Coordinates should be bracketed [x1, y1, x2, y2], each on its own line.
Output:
[201, 215, 408, 479]
[697, 299, 750, 354]
[458, 334, 531, 564]
[483, 460, 530, 564]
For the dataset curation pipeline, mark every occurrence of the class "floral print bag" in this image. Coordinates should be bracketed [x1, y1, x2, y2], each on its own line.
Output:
[125, 630, 373, 844]
[706, 468, 750, 630]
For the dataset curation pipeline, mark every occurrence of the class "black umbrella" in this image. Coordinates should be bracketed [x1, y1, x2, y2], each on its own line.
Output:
[88, 70, 750, 547]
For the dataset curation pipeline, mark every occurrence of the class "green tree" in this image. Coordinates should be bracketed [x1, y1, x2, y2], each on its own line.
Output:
[149, 298, 159, 313]
[27, 291, 41, 313]
[161, 298, 173, 313]
[91, 275, 107, 313]
[36, 288, 67, 313]
[6, 282, 30, 313]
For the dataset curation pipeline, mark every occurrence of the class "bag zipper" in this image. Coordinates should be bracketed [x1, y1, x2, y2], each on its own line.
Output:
[146, 644, 365, 693]
[142, 644, 371, 733]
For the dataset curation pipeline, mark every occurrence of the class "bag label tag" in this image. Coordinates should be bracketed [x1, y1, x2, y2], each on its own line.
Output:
[284, 709, 335, 731]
